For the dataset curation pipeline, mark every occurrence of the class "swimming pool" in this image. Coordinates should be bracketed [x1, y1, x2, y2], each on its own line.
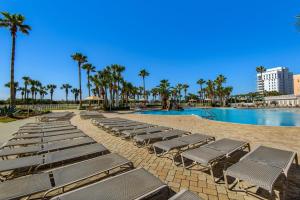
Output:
[138, 108, 300, 127]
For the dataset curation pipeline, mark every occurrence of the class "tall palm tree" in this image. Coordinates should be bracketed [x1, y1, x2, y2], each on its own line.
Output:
[0, 12, 31, 106]
[71, 88, 80, 103]
[4, 82, 18, 99]
[138, 69, 150, 100]
[22, 76, 31, 101]
[46, 84, 56, 103]
[82, 63, 96, 98]
[111, 64, 125, 107]
[256, 66, 266, 95]
[60, 84, 72, 102]
[158, 79, 170, 109]
[71, 53, 87, 107]
[176, 83, 183, 103]
[197, 79, 206, 103]
[182, 84, 189, 102]
[18, 87, 25, 101]
[215, 74, 227, 106]
[205, 80, 215, 105]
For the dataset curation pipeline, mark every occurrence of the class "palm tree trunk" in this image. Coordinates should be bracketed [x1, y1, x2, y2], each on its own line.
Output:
[10, 34, 16, 107]
[78, 63, 82, 107]
[143, 77, 146, 99]
[87, 71, 91, 106]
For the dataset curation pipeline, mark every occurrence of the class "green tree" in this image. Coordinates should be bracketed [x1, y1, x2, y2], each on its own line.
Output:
[256, 66, 266, 95]
[82, 63, 96, 98]
[182, 84, 189, 102]
[139, 69, 150, 100]
[47, 84, 57, 103]
[4, 82, 18, 99]
[197, 79, 206, 103]
[215, 74, 227, 106]
[71, 53, 87, 107]
[22, 76, 31, 101]
[71, 88, 80, 102]
[61, 84, 72, 102]
[0, 12, 31, 106]
[158, 79, 170, 109]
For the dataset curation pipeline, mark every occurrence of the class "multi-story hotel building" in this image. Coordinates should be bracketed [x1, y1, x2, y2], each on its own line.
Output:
[257, 67, 294, 95]
[294, 74, 300, 95]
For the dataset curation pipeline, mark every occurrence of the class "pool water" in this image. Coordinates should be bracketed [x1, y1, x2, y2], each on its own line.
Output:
[139, 108, 300, 127]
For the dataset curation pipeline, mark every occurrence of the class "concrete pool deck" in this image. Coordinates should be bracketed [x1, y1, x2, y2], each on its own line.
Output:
[71, 111, 300, 200]
[0, 110, 299, 199]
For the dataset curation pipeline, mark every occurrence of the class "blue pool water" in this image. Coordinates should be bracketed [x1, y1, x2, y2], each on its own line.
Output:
[139, 108, 300, 127]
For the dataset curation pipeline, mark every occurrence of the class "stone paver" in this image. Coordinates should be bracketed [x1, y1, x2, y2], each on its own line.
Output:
[71, 112, 300, 200]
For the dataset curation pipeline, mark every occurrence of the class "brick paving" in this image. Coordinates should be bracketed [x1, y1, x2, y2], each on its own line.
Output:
[71, 113, 300, 200]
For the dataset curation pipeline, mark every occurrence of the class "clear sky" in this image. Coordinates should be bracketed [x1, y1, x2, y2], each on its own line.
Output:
[1, 0, 300, 100]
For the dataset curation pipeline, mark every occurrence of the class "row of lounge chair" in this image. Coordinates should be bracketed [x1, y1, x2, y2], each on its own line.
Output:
[37, 112, 74, 122]
[92, 117, 299, 199]
[0, 118, 201, 199]
[79, 111, 105, 120]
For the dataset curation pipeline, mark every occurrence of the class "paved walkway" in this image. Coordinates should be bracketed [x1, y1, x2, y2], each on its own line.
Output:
[71, 113, 300, 200]
[0, 117, 36, 144]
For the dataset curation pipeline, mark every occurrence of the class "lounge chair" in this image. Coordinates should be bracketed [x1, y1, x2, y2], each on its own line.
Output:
[133, 129, 189, 147]
[224, 145, 298, 199]
[153, 133, 215, 163]
[112, 124, 155, 136]
[110, 123, 150, 132]
[17, 126, 77, 134]
[49, 168, 169, 200]
[97, 119, 132, 127]
[181, 138, 250, 182]
[0, 153, 133, 200]
[169, 189, 202, 200]
[3, 132, 87, 148]
[122, 126, 172, 139]
[19, 123, 72, 131]
[103, 122, 143, 130]
[0, 143, 109, 180]
[11, 129, 82, 139]
[0, 137, 96, 159]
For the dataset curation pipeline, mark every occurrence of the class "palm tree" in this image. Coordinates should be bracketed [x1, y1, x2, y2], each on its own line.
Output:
[215, 74, 227, 106]
[197, 79, 206, 103]
[4, 82, 18, 99]
[256, 66, 266, 95]
[223, 86, 233, 106]
[111, 64, 125, 107]
[71, 53, 87, 107]
[18, 87, 25, 101]
[22, 76, 31, 101]
[0, 12, 31, 106]
[176, 83, 183, 103]
[182, 84, 189, 102]
[29, 80, 37, 100]
[138, 69, 150, 100]
[46, 84, 56, 103]
[71, 88, 80, 103]
[61, 84, 72, 102]
[158, 79, 170, 109]
[82, 63, 96, 98]
[205, 80, 215, 105]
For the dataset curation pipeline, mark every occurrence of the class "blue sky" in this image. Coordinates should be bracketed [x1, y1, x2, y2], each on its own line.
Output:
[1, 0, 300, 100]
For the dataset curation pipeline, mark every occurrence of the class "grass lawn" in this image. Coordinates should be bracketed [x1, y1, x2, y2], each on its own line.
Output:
[0, 117, 17, 123]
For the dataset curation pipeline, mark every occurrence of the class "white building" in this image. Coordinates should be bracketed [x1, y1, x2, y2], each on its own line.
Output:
[257, 67, 294, 95]
[264, 95, 300, 107]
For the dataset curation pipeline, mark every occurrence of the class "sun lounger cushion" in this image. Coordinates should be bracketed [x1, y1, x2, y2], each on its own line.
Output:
[0, 155, 43, 173]
[0, 173, 52, 200]
[50, 168, 167, 200]
[226, 159, 283, 192]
